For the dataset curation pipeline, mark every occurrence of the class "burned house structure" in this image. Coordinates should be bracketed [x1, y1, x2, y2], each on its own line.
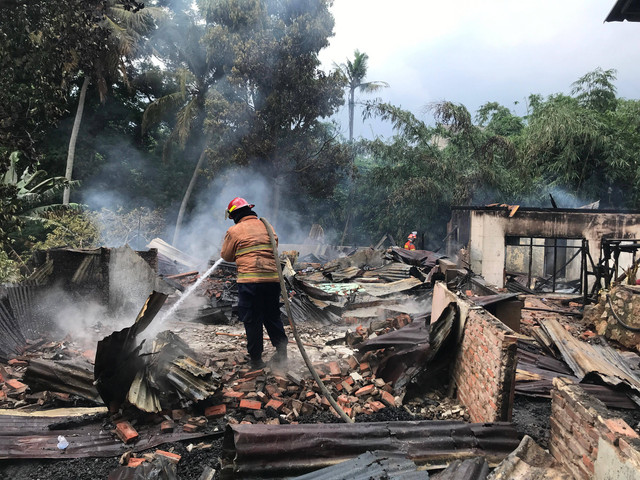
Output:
[446, 205, 640, 300]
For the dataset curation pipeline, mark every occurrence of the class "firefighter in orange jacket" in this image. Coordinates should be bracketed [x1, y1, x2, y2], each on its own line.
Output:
[221, 197, 288, 369]
[404, 232, 417, 250]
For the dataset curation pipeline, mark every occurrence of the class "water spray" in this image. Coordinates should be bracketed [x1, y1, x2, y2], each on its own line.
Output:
[160, 257, 224, 322]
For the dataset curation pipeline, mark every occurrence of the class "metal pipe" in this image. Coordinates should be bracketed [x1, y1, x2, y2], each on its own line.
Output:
[260, 218, 353, 423]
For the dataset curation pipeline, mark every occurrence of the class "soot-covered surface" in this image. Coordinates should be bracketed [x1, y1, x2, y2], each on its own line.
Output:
[512, 395, 551, 449]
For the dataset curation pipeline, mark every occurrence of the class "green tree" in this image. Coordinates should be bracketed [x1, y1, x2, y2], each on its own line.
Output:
[336, 50, 388, 142]
[63, 0, 164, 204]
[142, 11, 225, 245]
[198, 0, 347, 223]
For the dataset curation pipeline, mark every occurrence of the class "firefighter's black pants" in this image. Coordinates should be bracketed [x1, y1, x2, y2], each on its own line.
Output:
[237, 282, 288, 361]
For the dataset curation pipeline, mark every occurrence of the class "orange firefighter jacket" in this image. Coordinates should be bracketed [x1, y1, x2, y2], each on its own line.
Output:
[404, 241, 416, 250]
[220, 216, 279, 283]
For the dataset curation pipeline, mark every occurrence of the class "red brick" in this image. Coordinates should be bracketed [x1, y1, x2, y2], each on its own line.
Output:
[265, 385, 280, 397]
[266, 399, 283, 412]
[380, 390, 395, 407]
[127, 457, 147, 467]
[582, 454, 595, 474]
[160, 420, 174, 433]
[369, 401, 385, 412]
[328, 362, 341, 376]
[204, 404, 226, 418]
[5, 379, 27, 392]
[603, 418, 639, 439]
[346, 356, 359, 369]
[8, 359, 27, 366]
[359, 362, 370, 373]
[239, 399, 262, 410]
[343, 407, 353, 418]
[0, 390, 6, 401]
[337, 394, 349, 405]
[183, 423, 199, 433]
[82, 350, 95, 363]
[115, 421, 139, 444]
[224, 390, 245, 399]
[155, 450, 181, 464]
[355, 384, 375, 397]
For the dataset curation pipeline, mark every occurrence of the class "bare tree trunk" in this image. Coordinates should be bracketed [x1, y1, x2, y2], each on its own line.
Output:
[271, 175, 282, 227]
[340, 211, 350, 246]
[63, 76, 89, 205]
[348, 87, 355, 142]
[172, 133, 212, 246]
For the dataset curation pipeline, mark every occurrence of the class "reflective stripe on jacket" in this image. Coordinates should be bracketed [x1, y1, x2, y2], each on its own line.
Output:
[404, 241, 416, 250]
[220, 216, 279, 283]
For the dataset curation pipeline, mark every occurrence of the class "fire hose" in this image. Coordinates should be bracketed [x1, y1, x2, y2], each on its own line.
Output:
[260, 217, 354, 423]
[606, 293, 640, 333]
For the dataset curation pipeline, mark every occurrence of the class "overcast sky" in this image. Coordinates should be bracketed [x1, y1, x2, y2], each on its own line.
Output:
[318, 0, 640, 140]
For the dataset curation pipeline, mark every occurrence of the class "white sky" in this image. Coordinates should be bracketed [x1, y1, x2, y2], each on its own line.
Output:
[318, 0, 640, 140]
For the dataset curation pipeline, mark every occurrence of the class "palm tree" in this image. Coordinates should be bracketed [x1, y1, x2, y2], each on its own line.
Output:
[141, 16, 222, 246]
[337, 50, 388, 142]
[63, 1, 163, 205]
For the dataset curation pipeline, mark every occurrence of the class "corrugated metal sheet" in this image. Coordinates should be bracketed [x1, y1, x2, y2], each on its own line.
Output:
[359, 277, 424, 297]
[605, 0, 640, 22]
[389, 247, 445, 269]
[0, 412, 221, 459]
[0, 298, 26, 361]
[540, 318, 640, 393]
[291, 451, 428, 480]
[221, 421, 520, 478]
[286, 294, 341, 325]
[23, 358, 102, 403]
[363, 262, 415, 282]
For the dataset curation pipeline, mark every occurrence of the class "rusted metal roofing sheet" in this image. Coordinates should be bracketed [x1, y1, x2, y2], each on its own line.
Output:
[0, 298, 25, 361]
[23, 358, 102, 403]
[0, 412, 221, 459]
[389, 247, 445, 269]
[540, 318, 640, 394]
[221, 421, 520, 478]
[291, 451, 428, 479]
[432, 457, 489, 480]
[362, 262, 415, 282]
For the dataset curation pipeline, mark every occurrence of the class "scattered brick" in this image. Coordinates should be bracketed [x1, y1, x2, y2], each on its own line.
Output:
[346, 356, 359, 369]
[127, 457, 147, 467]
[8, 359, 27, 366]
[182, 423, 199, 433]
[266, 399, 283, 412]
[204, 404, 226, 419]
[5, 379, 27, 392]
[369, 401, 385, 412]
[224, 391, 245, 400]
[355, 384, 375, 397]
[239, 399, 262, 410]
[327, 362, 341, 376]
[155, 450, 181, 464]
[160, 420, 174, 433]
[115, 421, 139, 444]
[380, 390, 395, 407]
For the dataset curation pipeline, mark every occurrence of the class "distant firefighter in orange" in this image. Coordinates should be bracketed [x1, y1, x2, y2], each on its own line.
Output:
[404, 231, 417, 250]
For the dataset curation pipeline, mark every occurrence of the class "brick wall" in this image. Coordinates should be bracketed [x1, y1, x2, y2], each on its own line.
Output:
[550, 377, 640, 480]
[452, 308, 517, 423]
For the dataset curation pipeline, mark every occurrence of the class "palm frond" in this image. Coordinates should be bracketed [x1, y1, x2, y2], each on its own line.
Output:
[142, 91, 188, 133]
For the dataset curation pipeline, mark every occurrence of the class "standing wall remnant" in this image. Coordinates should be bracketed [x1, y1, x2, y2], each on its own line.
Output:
[433, 283, 518, 423]
[550, 377, 640, 480]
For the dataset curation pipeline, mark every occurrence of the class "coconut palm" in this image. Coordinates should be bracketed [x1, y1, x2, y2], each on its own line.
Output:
[141, 15, 223, 246]
[63, 1, 164, 205]
[337, 50, 389, 142]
